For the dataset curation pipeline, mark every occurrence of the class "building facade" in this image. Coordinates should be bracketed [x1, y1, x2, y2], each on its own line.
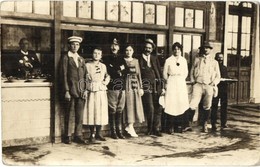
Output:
[1, 1, 259, 146]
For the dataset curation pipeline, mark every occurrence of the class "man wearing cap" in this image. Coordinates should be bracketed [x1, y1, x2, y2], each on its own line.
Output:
[103, 38, 126, 139]
[139, 38, 164, 137]
[185, 41, 220, 133]
[61, 36, 87, 144]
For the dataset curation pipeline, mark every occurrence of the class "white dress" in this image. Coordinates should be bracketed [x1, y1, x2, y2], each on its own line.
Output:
[163, 56, 189, 116]
[83, 61, 110, 125]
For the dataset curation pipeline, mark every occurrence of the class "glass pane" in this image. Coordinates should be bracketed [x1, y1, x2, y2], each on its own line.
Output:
[175, 7, 184, 27]
[93, 1, 105, 20]
[120, 2, 131, 22]
[34, 1, 50, 15]
[173, 34, 182, 44]
[193, 35, 201, 50]
[157, 34, 165, 47]
[232, 15, 238, 32]
[16, 1, 33, 13]
[132, 2, 143, 23]
[248, 3, 252, 8]
[183, 35, 192, 59]
[247, 17, 251, 33]
[242, 16, 247, 33]
[145, 4, 155, 24]
[1, 1, 14, 11]
[63, 1, 76, 17]
[227, 33, 233, 49]
[246, 51, 250, 56]
[241, 34, 246, 49]
[185, 9, 194, 28]
[246, 34, 250, 50]
[227, 15, 233, 32]
[78, 1, 91, 18]
[232, 33, 237, 48]
[107, 1, 118, 21]
[195, 10, 203, 29]
[157, 5, 166, 25]
[241, 51, 246, 57]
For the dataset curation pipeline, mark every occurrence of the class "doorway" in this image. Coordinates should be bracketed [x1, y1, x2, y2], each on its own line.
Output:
[226, 2, 254, 104]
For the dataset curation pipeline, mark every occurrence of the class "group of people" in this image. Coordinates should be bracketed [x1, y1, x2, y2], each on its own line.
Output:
[61, 35, 229, 144]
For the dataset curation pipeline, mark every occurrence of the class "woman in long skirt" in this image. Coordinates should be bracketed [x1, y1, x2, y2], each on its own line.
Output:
[123, 44, 145, 137]
[83, 47, 110, 143]
[163, 42, 189, 133]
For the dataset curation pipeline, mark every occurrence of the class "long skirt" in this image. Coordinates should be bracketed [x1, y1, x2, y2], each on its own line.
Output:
[125, 89, 145, 124]
[83, 91, 108, 125]
[164, 76, 189, 116]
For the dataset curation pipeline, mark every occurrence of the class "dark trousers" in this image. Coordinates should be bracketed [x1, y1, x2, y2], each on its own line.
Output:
[142, 92, 162, 132]
[64, 97, 84, 137]
[211, 91, 228, 127]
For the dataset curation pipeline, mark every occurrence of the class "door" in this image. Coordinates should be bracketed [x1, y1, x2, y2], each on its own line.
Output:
[226, 2, 254, 104]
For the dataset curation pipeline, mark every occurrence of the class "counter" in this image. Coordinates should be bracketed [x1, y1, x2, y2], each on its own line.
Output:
[1, 82, 53, 147]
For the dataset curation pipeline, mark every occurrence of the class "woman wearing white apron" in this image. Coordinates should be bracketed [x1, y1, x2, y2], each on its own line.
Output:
[163, 42, 189, 133]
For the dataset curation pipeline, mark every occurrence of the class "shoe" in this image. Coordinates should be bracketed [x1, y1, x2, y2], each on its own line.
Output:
[221, 125, 229, 130]
[95, 134, 106, 141]
[74, 136, 87, 144]
[201, 123, 208, 133]
[146, 130, 153, 136]
[128, 127, 138, 137]
[183, 127, 192, 132]
[211, 124, 217, 132]
[117, 131, 125, 139]
[64, 136, 72, 144]
[125, 126, 129, 132]
[111, 131, 119, 139]
[154, 130, 163, 137]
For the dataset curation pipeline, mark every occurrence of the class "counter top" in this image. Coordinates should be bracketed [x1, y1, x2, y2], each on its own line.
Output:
[1, 81, 53, 88]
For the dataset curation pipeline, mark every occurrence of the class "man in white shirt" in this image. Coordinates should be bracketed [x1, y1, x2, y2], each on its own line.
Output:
[185, 41, 220, 133]
[61, 36, 87, 144]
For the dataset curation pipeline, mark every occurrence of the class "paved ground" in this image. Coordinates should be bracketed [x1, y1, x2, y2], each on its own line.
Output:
[2, 103, 260, 166]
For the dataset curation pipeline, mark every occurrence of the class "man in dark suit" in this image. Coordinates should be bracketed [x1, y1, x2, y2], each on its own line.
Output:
[211, 52, 229, 131]
[103, 38, 126, 139]
[139, 39, 164, 137]
[61, 36, 87, 144]
[10, 38, 41, 78]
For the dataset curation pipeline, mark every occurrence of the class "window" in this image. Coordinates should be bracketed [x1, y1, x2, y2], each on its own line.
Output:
[173, 33, 202, 67]
[1, 1, 51, 15]
[175, 7, 204, 29]
[60, 1, 167, 26]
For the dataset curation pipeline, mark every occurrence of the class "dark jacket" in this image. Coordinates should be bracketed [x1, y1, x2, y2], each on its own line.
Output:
[61, 54, 87, 98]
[218, 63, 229, 91]
[10, 50, 41, 77]
[139, 54, 164, 94]
[103, 54, 126, 90]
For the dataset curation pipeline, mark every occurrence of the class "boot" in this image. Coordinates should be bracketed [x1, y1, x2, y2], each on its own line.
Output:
[183, 109, 194, 132]
[109, 114, 118, 139]
[116, 112, 125, 139]
[201, 109, 210, 133]
[95, 125, 106, 141]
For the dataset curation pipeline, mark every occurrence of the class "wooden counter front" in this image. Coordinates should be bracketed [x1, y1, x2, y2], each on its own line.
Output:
[1, 82, 53, 147]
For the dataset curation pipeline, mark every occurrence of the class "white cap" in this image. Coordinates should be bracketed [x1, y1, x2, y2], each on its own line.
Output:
[68, 36, 83, 43]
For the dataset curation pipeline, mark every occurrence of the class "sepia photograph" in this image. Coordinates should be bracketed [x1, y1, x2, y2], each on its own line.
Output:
[0, 0, 260, 166]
